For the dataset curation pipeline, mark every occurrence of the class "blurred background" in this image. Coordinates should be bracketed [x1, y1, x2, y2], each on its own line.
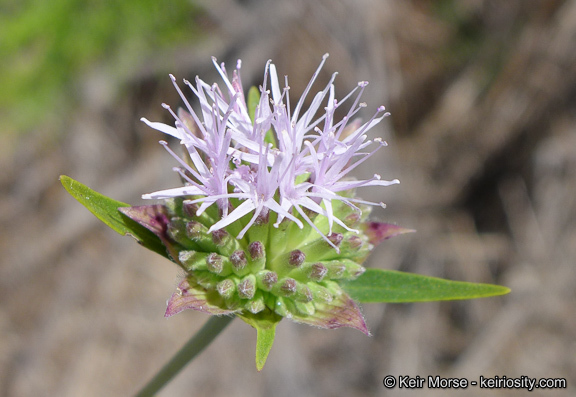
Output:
[1, 0, 575, 396]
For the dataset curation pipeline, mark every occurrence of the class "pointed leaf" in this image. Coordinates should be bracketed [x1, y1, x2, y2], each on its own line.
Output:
[60, 175, 168, 259]
[238, 311, 282, 371]
[341, 268, 510, 303]
[255, 325, 276, 371]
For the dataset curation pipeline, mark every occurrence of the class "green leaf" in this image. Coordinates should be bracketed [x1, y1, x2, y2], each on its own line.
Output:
[255, 324, 277, 371]
[341, 268, 510, 303]
[60, 175, 168, 259]
[238, 311, 282, 371]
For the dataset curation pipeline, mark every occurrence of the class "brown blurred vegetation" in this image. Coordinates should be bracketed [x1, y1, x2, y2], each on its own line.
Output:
[1, 1, 575, 396]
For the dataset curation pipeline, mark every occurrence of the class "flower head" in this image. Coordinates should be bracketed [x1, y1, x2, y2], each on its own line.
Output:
[141, 54, 398, 249]
[123, 55, 402, 368]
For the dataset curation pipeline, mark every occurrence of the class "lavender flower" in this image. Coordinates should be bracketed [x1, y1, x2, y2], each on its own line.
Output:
[141, 54, 398, 249]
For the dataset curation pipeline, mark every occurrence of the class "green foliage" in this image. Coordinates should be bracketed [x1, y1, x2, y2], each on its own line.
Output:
[60, 175, 168, 258]
[341, 268, 510, 303]
[1, 0, 203, 133]
[238, 311, 282, 371]
[255, 323, 277, 371]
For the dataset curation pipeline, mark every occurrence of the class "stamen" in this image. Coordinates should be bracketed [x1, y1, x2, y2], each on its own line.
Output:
[142, 55, 399, 245]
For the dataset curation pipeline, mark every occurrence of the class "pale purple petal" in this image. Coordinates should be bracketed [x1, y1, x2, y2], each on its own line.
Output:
[140, 118, 183, 140]
[142, 186, 205, 200]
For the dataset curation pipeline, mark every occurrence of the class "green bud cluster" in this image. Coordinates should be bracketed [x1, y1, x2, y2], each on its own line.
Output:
[162, 197, 373, 320]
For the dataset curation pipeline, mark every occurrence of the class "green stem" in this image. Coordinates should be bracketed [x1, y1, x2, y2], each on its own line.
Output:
[135, 315, 235, 396]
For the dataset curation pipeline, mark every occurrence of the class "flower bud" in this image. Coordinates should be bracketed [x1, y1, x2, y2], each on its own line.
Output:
[245, 291, 266, 314]
[294, 283, 313, 303]
[277, 278, 297, 297]
[178, 250, 208, 271]
[342, 235, 364, 252]
[273, 278, 312, 303]
[212, 229, 239, 255]
[237, 275, 257, 299]
[168, 218, 200, 250]
[276, 248, 307, 274]
[206, 252, 223, 274]
[302, 233, 344, 262]
[216, 278, 235, 299]
[325, 261, 346, 278]
[328, 233, 344, 247]
[230, 249, 248, 274]
[182, 200, 198, 219]
[186, 221, 219, 252]
[273, 297, 291, 318]
[306, 262, 328, 282]
[249, 241, 264, 260]
[186, 220, 203, 238]
[181, 199, 218, 225]
[247, 210, 270, 244]
[248, 241, 265, 270]
[307, 283, 333, 303]
[256, 270, 278, 291]
[322, 259, 366, 280]
[194, 271, 220, 289]
[288, 249, 306, 267]
[344, 212, 361, 228]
